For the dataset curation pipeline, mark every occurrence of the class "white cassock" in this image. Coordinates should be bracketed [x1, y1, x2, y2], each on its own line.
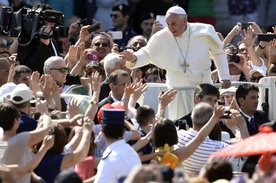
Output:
[126, 23, 231, 119]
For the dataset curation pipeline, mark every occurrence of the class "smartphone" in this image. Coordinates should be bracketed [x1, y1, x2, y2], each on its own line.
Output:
[258, 34, 276, 42]
[156, 15, 166, 28]
[241, 23, 252, 30]
[88, 22, 101, 33]
[109, 31, 123, 40]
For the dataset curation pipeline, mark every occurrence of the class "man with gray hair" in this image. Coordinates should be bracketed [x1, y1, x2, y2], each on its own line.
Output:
[100, 52, 131, 101]
[121, 5, 231, 119]
[174, 102, 231, 176]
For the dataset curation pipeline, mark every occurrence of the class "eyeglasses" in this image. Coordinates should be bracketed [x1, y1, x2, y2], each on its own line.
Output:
[49, 67, 70, 73]
[94, 42, 109, 47]
[251, 76, 264, 82]
[110, 14, 119, 19]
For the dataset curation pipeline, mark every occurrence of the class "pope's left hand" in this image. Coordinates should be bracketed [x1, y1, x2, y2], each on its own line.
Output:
[221, 80, 231, 89]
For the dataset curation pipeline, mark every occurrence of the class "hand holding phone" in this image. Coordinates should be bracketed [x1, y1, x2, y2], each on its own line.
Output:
[88, 22, 101, 33]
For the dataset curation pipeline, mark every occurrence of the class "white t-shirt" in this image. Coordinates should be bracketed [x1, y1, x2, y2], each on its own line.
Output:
[0, 132, 33, 183]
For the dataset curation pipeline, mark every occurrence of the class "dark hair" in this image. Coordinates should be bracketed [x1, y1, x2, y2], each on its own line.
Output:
[12, 100, 29, 109]
[34, 124, 67, 155]
[235, 84, 259, 106]
[153, 119, 178, 147]
[109, 69, 130, 84]
[13, 65, 32, 82]
[0, 103, 21, 131]
[209, 123, 222, 141]
[102, 123, 125, 139]
[194, 83, 219, 99]
[136, 105, 155, 127]
[203, 159, 233, 182]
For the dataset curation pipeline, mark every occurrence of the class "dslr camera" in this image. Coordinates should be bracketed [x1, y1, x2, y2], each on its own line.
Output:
[0, 5, 68, 46]
[225, 43, 240, 63]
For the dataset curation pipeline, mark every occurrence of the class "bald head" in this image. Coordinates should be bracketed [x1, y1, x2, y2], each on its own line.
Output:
[191, 102, 213, 127]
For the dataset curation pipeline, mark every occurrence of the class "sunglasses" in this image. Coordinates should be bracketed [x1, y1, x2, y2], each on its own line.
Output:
[94, 42, 109, 47]
[49, 67, 70, 73]
[251, 76, 264, 82]
[110, 14, 119, 19]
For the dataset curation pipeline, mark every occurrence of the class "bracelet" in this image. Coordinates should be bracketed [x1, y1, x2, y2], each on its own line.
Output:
[258, 44, 266, 49]
[90, 101, 98, 105]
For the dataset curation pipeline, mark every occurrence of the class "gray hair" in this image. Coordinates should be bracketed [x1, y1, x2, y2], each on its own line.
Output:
[103, 52, 122, 76]
[91, 32, 114, 48]
[127, 35, 148, 47]
[191, 102, 213, 127]
[43, 56, 64, 74]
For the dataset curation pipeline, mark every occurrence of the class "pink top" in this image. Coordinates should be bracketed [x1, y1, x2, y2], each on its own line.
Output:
[75, 156, 95, 180]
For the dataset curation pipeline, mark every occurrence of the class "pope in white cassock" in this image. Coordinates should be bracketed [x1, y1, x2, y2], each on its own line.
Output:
[121, 5, 231, 119]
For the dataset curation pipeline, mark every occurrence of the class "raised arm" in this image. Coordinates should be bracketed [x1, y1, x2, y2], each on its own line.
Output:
[8, 135, 54, 179]
[156, 89, 177, 118]
[173, 105, 225, 162]
[28, 113, 51, 147]
[85, 72, 101, 120]
[60, 119, 93, 170]
[240, 27, 263, 67]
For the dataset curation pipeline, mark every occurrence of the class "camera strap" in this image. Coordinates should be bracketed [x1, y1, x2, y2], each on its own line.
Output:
[50, 40, 58, 56]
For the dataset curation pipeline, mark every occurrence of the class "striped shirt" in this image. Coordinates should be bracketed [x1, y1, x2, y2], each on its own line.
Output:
[174, 129, 231, 176]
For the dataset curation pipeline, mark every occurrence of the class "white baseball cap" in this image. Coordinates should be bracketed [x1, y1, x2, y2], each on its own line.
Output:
[11, 84, 34, 104]
[0, 82, 17, 101]
[248, 68, 266, 77]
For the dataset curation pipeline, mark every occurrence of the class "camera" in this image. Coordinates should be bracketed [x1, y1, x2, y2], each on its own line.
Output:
[225, 44, 240, 63]
[0, 5, 67, 46]
[30, 99, 36, 109]
[87, 53, 99, 61]
[228, 53, 240, 63]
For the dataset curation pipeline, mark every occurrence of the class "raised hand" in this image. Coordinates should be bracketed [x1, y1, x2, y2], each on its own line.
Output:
[240, 27, 257, 48]
[79, 25, 94, 43]
[39, 74, 53, 98]
[214, 105, 227, 120]
[90, 71, 101, 91]
[7, 64, 15, 83]
[41, 135, 55, 150]
[68, 45, 78, 67]
[158, 89, 177, 107]
[28, 71, 41, 97]
[67, 97, 81, 118]
[131, 79, 148, 102]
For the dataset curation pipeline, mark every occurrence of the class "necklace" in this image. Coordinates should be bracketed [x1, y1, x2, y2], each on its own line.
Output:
[175, 26, 190, 73]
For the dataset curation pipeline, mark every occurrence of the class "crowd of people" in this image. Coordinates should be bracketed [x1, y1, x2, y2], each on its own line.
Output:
[0, 0, 276, 183]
